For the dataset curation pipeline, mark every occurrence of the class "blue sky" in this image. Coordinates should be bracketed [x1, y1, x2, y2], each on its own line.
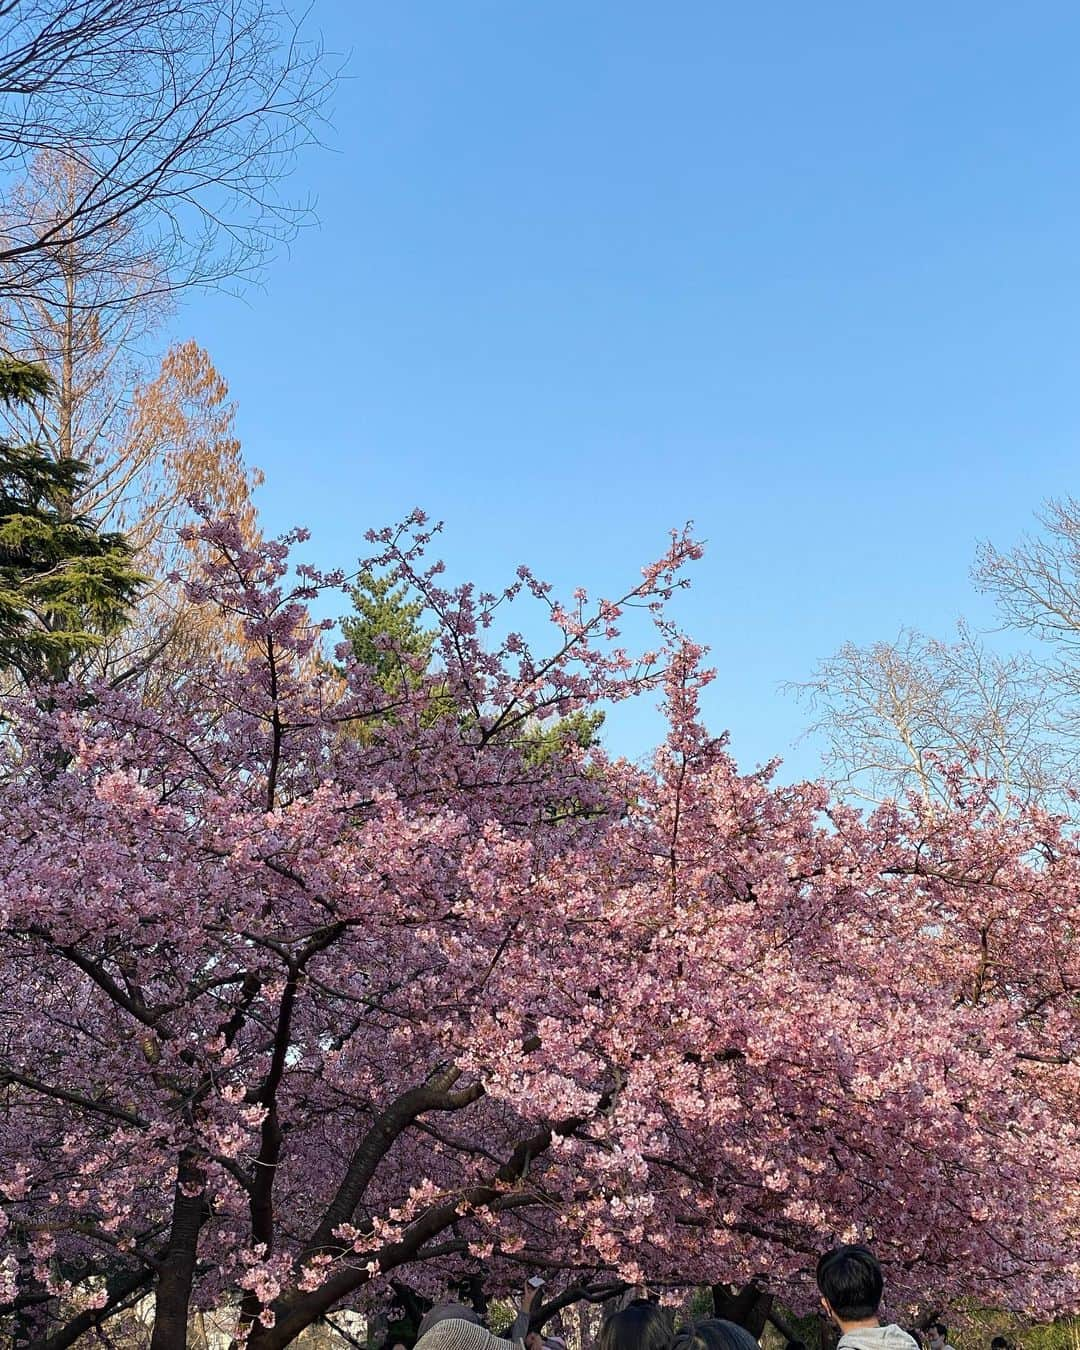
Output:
[179, 2, 1080, 779]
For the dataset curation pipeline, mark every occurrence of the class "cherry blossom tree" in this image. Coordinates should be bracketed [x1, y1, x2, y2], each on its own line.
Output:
[0, 513, 1076, 1350]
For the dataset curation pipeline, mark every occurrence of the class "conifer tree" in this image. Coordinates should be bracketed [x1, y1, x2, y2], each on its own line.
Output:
[340, 568, 605, 761]
[341, 568, 434, 695]
[0, 360, 142, 682]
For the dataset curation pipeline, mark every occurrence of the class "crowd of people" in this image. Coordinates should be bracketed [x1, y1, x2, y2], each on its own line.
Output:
[383, 1247, 1016, 1350]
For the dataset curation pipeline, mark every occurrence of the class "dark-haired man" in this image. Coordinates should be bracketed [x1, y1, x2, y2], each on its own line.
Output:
[816, 1245, 918, 1350]
[927, 1324, 956, 1350]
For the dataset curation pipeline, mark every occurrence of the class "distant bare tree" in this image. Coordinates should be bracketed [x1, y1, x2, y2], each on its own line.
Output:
[975, 496, 1080, 754]
[792, 497, 1080, 811]
[0, 0, 333, 308]
[975, 497, 1080, 647]
[1, 154, 168, 464]
[788, 622, 1064, 811]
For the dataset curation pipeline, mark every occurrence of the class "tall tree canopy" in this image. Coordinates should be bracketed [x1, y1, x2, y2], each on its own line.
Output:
[341, 569, 434, 695]
[0, 515, 1076, 1349]
[339, 567, 604, 761]
[0, 152, 264, 687]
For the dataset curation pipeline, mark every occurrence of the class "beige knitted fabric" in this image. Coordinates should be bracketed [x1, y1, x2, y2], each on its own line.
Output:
[416, 1317, 524, 1350]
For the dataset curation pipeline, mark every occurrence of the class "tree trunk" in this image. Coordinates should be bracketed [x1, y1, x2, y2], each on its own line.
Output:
[12, 1236, 53, 1348]
[461, 1272, 487, 1321]
[710, 1283, 773, 1337]
[150, 1153, 207, 1350]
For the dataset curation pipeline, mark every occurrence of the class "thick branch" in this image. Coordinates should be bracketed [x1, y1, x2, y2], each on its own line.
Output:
[304, 1066, 485, 1257]
[29, 1265, 155, 1350]
[0, 1064, 148, 1127]
[256, 1091, 615, 1350]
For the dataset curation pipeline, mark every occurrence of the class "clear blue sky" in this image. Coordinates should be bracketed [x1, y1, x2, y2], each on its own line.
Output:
[180, 2, 1080, 779]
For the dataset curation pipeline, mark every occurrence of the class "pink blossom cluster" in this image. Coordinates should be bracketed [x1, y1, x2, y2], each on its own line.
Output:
[0, 515, 1076, 1349]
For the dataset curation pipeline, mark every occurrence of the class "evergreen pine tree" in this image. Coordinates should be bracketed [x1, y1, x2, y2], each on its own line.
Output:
[339, 568, 604, 764]
[340, 569, 435, 695]
[0, 360, 143, 682]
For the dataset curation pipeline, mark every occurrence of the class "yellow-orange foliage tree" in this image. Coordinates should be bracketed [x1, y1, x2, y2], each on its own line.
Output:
[0, 152, 263, 691]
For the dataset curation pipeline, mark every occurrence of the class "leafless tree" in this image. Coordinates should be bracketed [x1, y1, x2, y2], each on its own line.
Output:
[788, 621, 1065, 811]
[975, 496, 1080, 753]
[0, 0, 334, 309]
[791, 498, 1080, 812]
[975, 497, 1080, 647]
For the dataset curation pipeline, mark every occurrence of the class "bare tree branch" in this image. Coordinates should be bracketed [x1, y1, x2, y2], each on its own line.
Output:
[0, 0, 336, 308]
[787, 622, 1065, 810]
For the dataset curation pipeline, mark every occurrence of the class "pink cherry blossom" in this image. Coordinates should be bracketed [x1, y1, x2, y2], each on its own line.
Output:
[0, 516, 1076, 1350]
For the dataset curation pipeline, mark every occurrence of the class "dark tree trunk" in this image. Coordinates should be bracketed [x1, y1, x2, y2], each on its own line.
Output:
[710, 1283, 774, 1337]
[388, 1279, 433, 1339]
[460, 1272, 488, 1321]
[12, 1238, 53, 1349]
[150, 1154, 206, 1350]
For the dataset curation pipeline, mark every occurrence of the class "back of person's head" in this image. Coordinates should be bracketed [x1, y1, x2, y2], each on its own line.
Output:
[672, 1320, 759, 1350]
[418, 1306, 483, 1339]
[599, 1302, 673, 1350]
[672, 1327, 710, 1350]
[816, 1245, 884, 1321]
[990, 1337, 1010, 1350]
[931, 1327, 948, 1339]
[691, 1320, 759, 1350]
